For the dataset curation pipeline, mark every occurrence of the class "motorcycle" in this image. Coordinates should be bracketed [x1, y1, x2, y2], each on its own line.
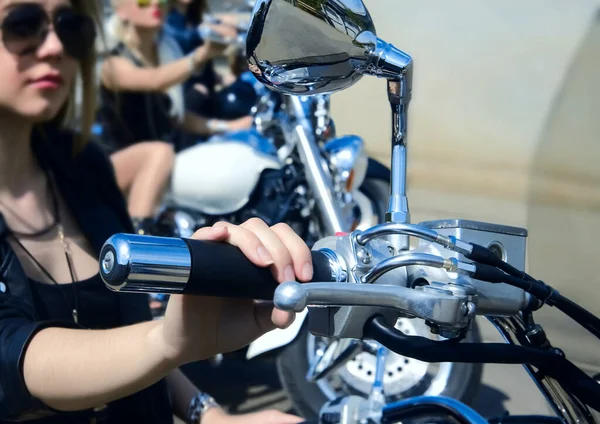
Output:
[98, 0, 600, 423]
[153, 6, 482, 415]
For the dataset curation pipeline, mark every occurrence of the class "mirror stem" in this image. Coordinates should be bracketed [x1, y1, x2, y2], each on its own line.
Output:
[386, 67, 413, 250]
[367, 39, 413, 249]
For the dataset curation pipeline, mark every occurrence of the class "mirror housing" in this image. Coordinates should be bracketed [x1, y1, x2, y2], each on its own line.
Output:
[245, 0, 411, 95]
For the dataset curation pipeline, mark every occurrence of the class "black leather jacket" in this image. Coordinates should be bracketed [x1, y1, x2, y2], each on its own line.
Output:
[0, 128, 171, 422]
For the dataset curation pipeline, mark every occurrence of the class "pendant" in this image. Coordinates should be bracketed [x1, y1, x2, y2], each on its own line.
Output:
[73, 309, 79, 324]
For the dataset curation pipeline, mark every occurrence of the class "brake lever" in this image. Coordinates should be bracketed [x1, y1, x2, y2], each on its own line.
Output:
[274, 281, 472, 329]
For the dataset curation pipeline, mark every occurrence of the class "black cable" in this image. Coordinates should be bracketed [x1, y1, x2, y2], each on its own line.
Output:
[468, 243, 536, 282]
[365, 316, 600, 413]
[472, 264, 600, 340]
[366, 316, 560, 364]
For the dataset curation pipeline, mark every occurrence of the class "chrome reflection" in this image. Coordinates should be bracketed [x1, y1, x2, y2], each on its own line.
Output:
[246, 0, 378, 94]
[324, 135, 368, 192]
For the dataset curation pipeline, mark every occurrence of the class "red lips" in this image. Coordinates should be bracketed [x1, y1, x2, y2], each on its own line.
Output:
[29, 73, 64, 90]
[151, 7, 162, 19]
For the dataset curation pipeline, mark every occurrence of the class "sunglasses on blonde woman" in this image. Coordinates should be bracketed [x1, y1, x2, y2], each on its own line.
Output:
[0, 3, 96, 60]
[136, 0, 169, 7]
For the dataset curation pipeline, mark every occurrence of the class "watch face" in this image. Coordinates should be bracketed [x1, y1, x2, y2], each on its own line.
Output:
[199, 394, 215, 407]
[188, 393, 220, 424]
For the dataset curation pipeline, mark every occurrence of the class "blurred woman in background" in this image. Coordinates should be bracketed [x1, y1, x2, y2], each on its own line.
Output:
[97, 0, 250, 234]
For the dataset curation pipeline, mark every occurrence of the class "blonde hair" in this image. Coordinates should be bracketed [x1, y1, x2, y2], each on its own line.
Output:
[106, 0, 127, 50]
[41, 0, 103, 155]
[105, 0, 187, 123]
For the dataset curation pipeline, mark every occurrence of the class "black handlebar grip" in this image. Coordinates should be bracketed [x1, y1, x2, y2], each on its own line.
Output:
[99, 234, 336, 300]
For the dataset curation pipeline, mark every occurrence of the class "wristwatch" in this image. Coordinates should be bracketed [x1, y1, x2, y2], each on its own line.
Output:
[187, 392, 220, 424]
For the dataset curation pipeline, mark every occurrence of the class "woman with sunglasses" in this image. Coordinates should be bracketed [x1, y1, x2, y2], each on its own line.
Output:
[96, 0, 219, 235]
[0, 1, 309, 423]
[99, 0, 252, 145]
[97, 0, 254, 233]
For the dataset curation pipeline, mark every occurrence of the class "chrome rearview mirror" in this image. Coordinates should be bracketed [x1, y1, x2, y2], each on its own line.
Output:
[246, 0, 414, 247]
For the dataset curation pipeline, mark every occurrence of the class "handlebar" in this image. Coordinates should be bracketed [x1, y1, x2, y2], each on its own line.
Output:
[99, 234, 337, 299]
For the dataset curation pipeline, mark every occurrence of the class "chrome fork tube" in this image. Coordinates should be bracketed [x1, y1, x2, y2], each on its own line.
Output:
[287, 95, 347, 235]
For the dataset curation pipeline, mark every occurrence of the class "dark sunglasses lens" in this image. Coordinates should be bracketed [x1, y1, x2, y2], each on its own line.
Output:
[137, 0, 168, 7]
[1, 4, 48, 55]
[55, 9, 96, 60]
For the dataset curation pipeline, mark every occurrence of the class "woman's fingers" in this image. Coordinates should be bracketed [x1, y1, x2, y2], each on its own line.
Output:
[190, 225, 229, 241]
[191, 219, 312, 333]
[270, 223, 313, 282]
[205, 221, 275, 267]
[241, 218, 295, 283]
[198, 219, 312, 283]
[239, 220, 312, 329]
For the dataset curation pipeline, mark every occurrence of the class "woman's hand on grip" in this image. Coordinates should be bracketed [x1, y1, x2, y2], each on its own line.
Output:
[157, 219, 313, 365]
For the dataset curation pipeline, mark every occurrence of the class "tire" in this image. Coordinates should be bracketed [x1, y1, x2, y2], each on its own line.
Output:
[277, 161, 482, 419]
[359, 157, 392, 224]
[359, 177, 391, 223]
[277, 321, 483, 420]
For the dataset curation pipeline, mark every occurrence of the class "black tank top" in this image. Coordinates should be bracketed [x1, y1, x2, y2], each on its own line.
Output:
[29, 274, 121, 328]
[28, 275, 172, 424]
[95, 43, 175, 154]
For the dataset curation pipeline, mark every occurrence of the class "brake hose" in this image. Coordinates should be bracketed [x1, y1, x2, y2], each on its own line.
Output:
[364, 316, 600, 413]
[471, 263, 600, 340]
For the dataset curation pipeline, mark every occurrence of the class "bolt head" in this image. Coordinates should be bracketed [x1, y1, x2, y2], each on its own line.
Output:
[102, 250, 115, 274]
[357, 248, 372, 264]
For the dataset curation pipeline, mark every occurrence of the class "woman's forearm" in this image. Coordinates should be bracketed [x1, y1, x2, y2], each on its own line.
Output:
[22, 320, 175, 412]
[148, 57, 202, 92]
[101, 47, 211, 93]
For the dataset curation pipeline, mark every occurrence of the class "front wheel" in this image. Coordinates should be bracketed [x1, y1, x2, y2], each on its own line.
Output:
[276, 320, 483, 420]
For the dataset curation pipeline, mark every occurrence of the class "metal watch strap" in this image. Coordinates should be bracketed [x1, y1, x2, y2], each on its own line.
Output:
[187, 392, 220, 424]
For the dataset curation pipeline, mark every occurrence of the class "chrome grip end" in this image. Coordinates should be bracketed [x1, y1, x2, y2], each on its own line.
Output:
[99, 234, 192, 294]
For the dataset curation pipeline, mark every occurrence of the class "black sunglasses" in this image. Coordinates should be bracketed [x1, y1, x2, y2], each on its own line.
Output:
[136, 0, 169, 7]
[0, 3, 96, 60]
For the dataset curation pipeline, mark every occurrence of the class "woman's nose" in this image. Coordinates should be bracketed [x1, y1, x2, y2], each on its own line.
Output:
[36, 30, 65, 60]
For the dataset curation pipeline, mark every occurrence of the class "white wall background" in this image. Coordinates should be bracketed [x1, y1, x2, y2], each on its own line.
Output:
[329, 0, 600, 218]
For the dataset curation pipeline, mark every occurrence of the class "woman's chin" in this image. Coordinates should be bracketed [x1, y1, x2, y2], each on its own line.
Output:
[139, 20, 164, 30]
[20, 103, 65, 124]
